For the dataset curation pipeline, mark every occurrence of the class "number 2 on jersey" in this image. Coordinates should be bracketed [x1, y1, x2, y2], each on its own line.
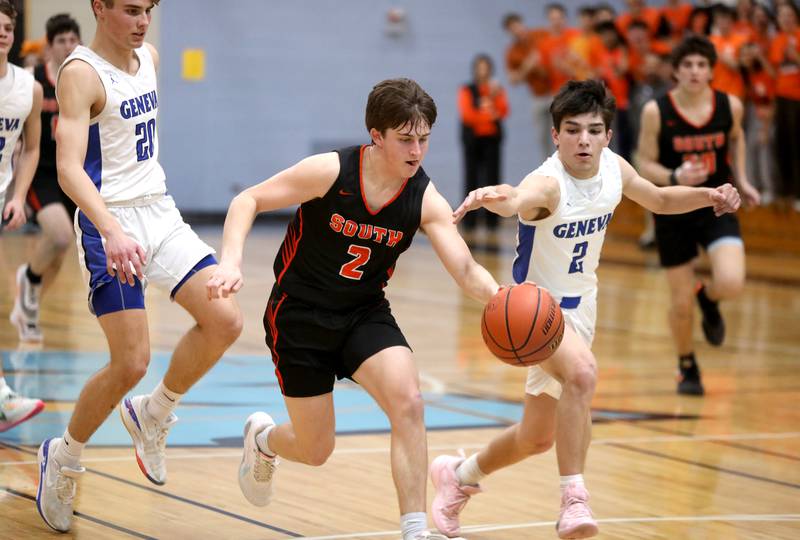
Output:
[340, 245, 372, 280]
[569, 241, 588, 274]
[135, 118, 156, 162]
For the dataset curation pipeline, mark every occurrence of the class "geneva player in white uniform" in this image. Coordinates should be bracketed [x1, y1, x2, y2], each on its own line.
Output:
[0, 0, 45, 433]
[36, 1, 242, 533]
[430, 80, 741, 539]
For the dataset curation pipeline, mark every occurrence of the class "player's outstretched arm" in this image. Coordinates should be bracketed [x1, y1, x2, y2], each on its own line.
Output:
[452, 173, 558, 223]
[3, 81, 42, 231]
[621, 157, 741, 216]
[207, 152, 339, 299]
[57, 60, 147, 286]
[422, 184, 499, 304]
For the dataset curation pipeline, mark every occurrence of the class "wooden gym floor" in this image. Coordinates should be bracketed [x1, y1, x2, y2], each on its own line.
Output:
[0, 220, 798, 539]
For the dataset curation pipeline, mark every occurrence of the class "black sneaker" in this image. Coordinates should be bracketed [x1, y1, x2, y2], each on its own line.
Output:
[696, 285, 725, 346]
[677, 357, 704, 396]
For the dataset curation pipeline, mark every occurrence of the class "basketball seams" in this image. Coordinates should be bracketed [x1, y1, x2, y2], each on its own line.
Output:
[503, 285, 524, 365]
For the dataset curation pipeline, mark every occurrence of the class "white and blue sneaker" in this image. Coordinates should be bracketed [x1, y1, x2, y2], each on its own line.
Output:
[0, 384, 44, 432]
[119, 395, 177, 485]
[36, 438, 84, 533]
[239, 412, 278, 506]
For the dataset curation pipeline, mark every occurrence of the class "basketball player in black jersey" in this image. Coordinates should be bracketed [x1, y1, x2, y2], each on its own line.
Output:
[207, 78, 499, 540]
[10, 14, 80, 342]
[637, 35, 760, 395]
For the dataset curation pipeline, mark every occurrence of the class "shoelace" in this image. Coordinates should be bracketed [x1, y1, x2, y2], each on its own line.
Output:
[562, 494, 592, 520]
[442, 486, 472, 518]
[55, 473, 77, 505]
[24, 282, 41, 310]
[253, 451, 276, 482]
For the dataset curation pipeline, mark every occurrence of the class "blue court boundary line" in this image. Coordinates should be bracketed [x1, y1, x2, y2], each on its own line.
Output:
[2, 486, 156, 539]
[0, 441, 302, 538]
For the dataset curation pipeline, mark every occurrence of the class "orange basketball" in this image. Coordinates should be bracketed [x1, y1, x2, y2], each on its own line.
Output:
[481, 283, 565, 366]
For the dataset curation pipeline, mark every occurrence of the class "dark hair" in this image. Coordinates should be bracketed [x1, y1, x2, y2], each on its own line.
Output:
[628, 20, 650, 33]
[502, 12, 522, 29]
[365, 78, 437, 134]
[0, 0, 17, 25]
[594, 20, 626, 45]
[578, 5, 596, 18]
[671, 34, 717, 68]
[712, 3, 736, 20]
[46, 14, 81, 44]
[550, 79, 616, 131]
[471, 53, 494, 77]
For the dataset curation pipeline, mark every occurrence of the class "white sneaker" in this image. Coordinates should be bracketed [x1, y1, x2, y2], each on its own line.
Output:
[9, 264, 43, 343]
[36, 438, 84, 533]
[0, 384, 44, 432]
[238, 412, 278, 506]
[119, 395, 177, 485]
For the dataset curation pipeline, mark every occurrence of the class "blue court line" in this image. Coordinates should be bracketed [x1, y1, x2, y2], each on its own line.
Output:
[610, 443, 800, 490]
[2, 486, 157, 539]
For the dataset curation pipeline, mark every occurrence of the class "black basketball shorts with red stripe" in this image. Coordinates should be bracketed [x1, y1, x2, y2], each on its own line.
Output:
[262, 284, 410, 398]
[27, 174, 77, 219]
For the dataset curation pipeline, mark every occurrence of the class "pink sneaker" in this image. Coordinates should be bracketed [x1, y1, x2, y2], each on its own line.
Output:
[430, 454, 482, 537]
[556, 483, 599, 539]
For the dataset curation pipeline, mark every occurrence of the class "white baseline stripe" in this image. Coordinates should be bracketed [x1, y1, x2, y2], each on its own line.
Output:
[1, 431, 798, 466]
[300, 514, 800, 540]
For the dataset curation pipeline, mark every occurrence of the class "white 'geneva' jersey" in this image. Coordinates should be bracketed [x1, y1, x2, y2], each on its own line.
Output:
[59, 45, 166, 203]
[513, 148, 623, 307]
[0, 64, 34, 195]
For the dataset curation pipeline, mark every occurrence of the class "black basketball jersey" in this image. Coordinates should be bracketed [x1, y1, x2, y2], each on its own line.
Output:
[33, 63, 58, 180]
[273, 145, 431, 310]
[656, 90, 733, 188]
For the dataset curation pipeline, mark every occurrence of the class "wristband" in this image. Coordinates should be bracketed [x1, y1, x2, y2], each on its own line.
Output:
[669, 169, 679, 186]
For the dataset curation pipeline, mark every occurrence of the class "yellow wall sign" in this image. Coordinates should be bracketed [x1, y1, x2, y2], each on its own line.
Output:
[182, 49, 205, 81]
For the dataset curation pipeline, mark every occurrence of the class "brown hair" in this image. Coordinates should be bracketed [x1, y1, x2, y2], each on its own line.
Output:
[550, 79, 616, 131]
[0, 0, 17, 25]
[365, 78, 437, 134]
[90, 0, 161, 16]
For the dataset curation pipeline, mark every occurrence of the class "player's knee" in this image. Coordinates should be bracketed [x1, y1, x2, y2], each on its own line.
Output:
[516, 429, 554, 456]
[299, 438, 335, 467]
[209, 306, 243, 346]
[389, 390, 425, 427]
[713, 276, 744, 299]
[50, 229, 73, 253]
[116, 358, 149, 389]
[565, 355, 597, 397]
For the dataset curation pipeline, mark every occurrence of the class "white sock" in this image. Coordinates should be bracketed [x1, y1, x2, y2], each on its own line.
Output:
[54, 429, 85, 468]
[400, 512, 427, 540]
[255, 424, 276, 458]
[456, 453, 486, 486]
[145, 380, 183, 424]
[560, 473, 585, 493]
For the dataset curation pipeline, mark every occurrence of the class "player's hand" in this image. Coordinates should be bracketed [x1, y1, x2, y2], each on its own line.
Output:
[103, 227, 146, 286]
[675, 159, 709, 186]
[452, 187, 507, 224]
[206, 261, 243, 300]
[2, 198, 27, 231]
[739, 181, 761, 208]
[709, 183, 741, 216]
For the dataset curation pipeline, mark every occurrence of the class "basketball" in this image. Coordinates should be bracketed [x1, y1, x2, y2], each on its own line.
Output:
[481, 283, 565, 366]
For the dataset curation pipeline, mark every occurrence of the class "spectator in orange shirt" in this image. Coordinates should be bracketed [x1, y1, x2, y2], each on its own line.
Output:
[458, 54, 509, 232]
[687, 6, 713, 36]
[594, 3, 617, 25]
[617, 0, 662, 38]
[709, 4, 748, 100]
[539, 3, 584, 95]
[769, 1, 800, 209]
[596, 21, 633, 160]
[740, 41, 776, 203]
[628, 20, 671, 82]
[660, 0, 694, 43]
[503, 12, 552, 162]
